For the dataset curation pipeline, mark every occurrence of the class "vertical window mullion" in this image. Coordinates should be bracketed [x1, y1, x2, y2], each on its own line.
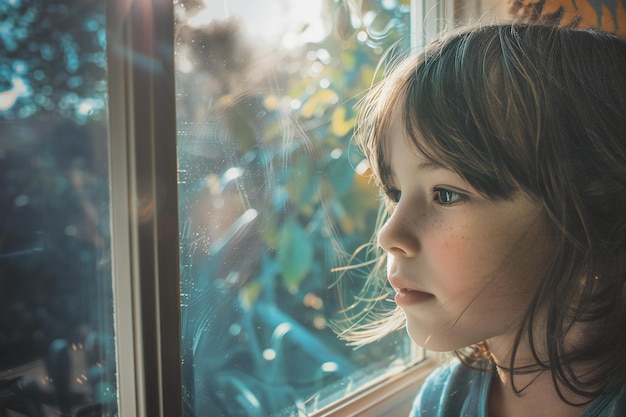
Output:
[107, 1, 181, 416]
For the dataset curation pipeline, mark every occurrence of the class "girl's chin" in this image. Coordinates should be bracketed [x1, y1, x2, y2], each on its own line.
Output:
[404, 323, 483, 353]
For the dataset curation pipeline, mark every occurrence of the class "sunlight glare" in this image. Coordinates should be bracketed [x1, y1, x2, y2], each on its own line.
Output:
[187, 0, 326, 49]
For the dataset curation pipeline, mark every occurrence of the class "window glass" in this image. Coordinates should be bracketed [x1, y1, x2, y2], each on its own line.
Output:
[175, 0, 422, 415]
[0, 1, 117, 416]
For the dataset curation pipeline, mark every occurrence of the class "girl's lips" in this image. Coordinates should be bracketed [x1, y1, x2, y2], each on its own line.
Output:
[388, 277, 434, 306]
[394, 288, 434, 306]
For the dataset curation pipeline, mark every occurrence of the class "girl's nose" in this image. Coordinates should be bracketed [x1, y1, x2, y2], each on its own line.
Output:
[377, 209, 420, 257]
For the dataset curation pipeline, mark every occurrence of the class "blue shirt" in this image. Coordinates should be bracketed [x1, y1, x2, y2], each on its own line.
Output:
[410, 359, 626, 417]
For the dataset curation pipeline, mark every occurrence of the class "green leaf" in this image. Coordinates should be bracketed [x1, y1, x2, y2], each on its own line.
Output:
[277, 220, 314, 292]
[285, 153, 314, 205]
[328, 154, 355, 195]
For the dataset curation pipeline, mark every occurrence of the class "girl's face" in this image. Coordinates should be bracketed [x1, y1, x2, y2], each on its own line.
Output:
[378, 110, 555, 354]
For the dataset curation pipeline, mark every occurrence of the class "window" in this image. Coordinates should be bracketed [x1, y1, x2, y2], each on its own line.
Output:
[0, 0, 468, 416]
[0, 1, 117, 416]
[174, 2, 429, 416]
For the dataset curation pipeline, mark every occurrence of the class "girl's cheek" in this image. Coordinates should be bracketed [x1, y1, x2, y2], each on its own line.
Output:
[430, 222, 468, 254]
[433, 238, 469, 273]
[430, 231, 484, 283]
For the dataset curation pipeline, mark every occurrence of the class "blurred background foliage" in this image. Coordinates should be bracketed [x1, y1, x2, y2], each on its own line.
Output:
[174, 0, 416, 415]
[0, 0, 107, 123]
[1, 1, 116, 415]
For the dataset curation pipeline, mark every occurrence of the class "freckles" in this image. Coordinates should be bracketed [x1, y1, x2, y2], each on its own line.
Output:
[426, 218, 470, 264]
[433, 230, 475, 276]
[433, 237, 465, 266]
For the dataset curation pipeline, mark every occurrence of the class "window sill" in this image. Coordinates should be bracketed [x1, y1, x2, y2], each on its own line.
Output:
[311, 359, 438, 417]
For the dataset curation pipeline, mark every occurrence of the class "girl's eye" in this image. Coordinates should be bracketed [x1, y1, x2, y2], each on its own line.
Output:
[433, 187, 464, 205]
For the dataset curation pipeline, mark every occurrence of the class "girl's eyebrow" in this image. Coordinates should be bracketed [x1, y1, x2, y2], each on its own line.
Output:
[386, 160, 449, 187]
[417, 160, 447, 171]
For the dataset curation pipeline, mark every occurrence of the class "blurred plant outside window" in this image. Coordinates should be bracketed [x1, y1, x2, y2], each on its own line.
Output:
[175, 0, 422, 416]
[0, 1, 118, 416]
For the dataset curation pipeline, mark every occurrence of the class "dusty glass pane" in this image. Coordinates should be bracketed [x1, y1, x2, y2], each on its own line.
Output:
[0, 1, 117, 416]
[175, 1, 421, 416]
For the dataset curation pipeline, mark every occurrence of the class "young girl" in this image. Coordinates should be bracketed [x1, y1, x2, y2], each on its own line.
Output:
[347, 24, 626, 416]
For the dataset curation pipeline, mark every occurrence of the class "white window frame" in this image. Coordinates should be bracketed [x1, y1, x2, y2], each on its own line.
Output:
[108, 0, 181, 415]
[106, 0, 453, 416]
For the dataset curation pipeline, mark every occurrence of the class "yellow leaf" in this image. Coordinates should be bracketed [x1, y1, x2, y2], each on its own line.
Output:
[331, 106, 355, 137]
[301, 89, 339, 118]
[340, 215, 355, 234]
[240, 282, 263, 309]
[264, 94, 279, 110]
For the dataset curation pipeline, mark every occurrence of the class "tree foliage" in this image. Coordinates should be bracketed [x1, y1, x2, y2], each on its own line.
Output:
[0, 0, 107, 122]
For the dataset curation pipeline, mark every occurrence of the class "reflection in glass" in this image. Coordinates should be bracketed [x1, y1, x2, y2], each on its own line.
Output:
[175, 1, 420, 416]
[0, 1, 117, 416]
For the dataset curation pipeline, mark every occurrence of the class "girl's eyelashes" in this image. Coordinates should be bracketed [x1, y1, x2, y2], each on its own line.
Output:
[381, 186, 466, 205]
[432, 187, 466, 205]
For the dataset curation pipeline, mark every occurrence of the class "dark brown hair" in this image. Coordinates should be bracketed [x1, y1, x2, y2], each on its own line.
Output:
[350, 23, 626, 401]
